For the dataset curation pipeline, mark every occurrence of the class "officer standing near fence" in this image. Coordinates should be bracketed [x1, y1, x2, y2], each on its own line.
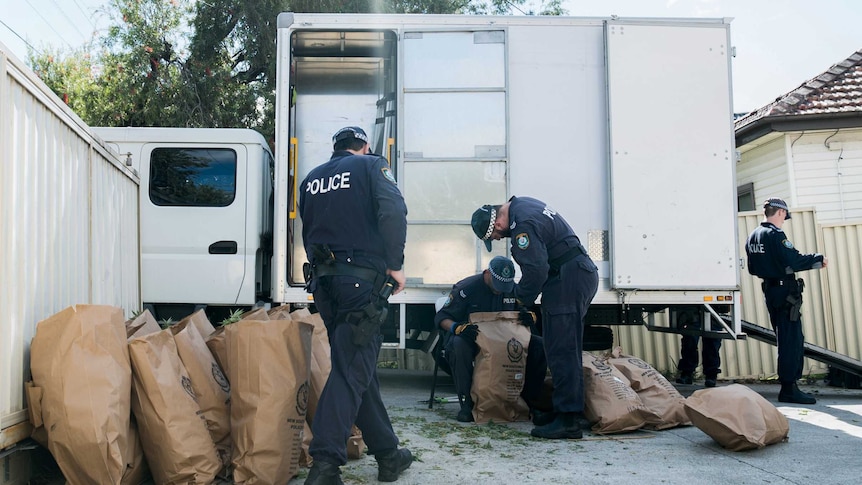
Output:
[471, 197, 598, 439]
[746, 198, 827, 405]
[300, 126, 413, 484]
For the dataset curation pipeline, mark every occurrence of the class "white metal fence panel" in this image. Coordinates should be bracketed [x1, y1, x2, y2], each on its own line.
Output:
[1, 45, 140, 433]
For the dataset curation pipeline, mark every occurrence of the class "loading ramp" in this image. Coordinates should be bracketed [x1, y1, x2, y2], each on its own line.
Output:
[741, 320, 862, 378]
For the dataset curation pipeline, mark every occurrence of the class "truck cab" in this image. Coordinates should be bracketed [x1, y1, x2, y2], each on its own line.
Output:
[93, 127, 274, 322]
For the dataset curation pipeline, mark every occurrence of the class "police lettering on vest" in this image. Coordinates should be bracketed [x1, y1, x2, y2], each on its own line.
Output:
[306, 171, 351, 195]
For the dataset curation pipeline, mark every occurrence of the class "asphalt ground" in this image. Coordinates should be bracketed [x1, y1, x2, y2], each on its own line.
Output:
[287, 370, 862, 485]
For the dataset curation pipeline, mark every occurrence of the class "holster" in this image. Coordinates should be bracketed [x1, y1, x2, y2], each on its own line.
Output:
[348, 276, 396, 346]
[786, 278, 805, 322]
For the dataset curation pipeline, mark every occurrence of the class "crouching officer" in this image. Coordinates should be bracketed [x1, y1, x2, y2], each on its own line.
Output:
[746, 198, 827, 405]
[300, 126, 412, 484]
[434, 256, 549, 423]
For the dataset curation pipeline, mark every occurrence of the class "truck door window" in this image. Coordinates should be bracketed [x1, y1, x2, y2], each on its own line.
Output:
[149, 148, 237, 207]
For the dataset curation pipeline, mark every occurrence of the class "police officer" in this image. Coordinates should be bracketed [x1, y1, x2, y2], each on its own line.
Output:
[675, 314, 722, 388]
[300, 126, 412, 484]
[434, 256, 549, 423]
[471, 197, 599, 439]
[746, 198, 827, 405]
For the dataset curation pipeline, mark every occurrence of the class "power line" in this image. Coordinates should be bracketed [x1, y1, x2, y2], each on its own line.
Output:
[71, 0, 97, 30]
[24, 0, 75, 49]
[0, 17, 42, 56]
[51, 0, 89, 42]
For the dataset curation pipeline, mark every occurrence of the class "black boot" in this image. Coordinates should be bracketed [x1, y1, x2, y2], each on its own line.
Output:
[704, 376, 718, 388]
[572, 411, 592, 430]
[530, 412, 583, 439]
[456, 396, 474, 422]
[778, 381, 816, 404]
[376, 448, 413, 482]
[530, 408, 556, 427]
[304, 461, 344, 485]
[675, 373, 693, 385]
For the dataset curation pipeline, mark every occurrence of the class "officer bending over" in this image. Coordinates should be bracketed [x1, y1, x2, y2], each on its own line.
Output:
[745, 198, 827, 405]
[434, 256, 549, 423]
[300, 126, 412, 484]
[472, 197, 599, 439]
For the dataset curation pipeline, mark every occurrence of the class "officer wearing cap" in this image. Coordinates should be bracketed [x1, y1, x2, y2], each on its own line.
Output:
[470, 197, 598, 439]
[746, 198, 827, 405]
[300, 126, 412, 484]
[434, 256, 549, 423]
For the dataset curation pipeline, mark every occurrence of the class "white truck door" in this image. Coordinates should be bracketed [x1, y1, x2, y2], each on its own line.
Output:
[140, 143, 249, 304]
[401, 30, 509, 283]
[605, 21, 738, 290]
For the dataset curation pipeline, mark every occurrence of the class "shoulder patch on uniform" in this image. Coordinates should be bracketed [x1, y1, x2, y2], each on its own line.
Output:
[381, 167, 397, 184]
[443, 293, 453, 307]
[782, 239, 794, 249]
[459, 289, 467, 298]
[515, 233, 530, 250]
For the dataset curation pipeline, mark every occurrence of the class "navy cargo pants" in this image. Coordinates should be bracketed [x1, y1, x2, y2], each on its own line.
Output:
[678, 335, 722, 378]
[309, 275, 398, 466]
[764, 283, 806, 383]
[541, 255, 599, 413]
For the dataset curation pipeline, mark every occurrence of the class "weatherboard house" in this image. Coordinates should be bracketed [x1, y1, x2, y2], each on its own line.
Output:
[735, 49, 862, 221]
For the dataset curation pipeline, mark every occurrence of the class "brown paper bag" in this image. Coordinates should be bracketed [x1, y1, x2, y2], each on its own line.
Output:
[267, 304, 293, 320]
[129, 329, 221, 484]
[608, 348, 690, 430]
[582, 352, 661, 434]
[178, 309, 217, 342]
[684, 384, 790, 451]
[206, 326, 228, 375]
[469, 312, 531, 424]
[227, 319, 313, 484]
[347, 426, 366, 459]
[125, 309, 161, 338]
[29, 305, 148, 485]
[171, 319, 232, 469]
[290, 309, 331, 423]
[242, 307, 270, 321]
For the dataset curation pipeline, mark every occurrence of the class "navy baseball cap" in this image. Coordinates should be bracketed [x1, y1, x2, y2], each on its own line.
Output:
[471, 205, 497, 252]
[488, 256, 515, 294]
[764, 198, 791, 219]
[332, 126, 369, 146]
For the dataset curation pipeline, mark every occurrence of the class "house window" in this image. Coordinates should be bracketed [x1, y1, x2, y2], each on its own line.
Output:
[737, 182, 755, 211]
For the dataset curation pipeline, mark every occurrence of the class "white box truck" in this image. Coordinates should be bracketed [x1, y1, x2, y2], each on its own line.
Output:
[96, 12, 743, 350]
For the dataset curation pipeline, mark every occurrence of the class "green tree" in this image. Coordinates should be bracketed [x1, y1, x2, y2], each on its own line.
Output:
[29, 0, 566, 144]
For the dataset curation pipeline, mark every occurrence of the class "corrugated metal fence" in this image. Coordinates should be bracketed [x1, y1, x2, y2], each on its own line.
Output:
[388, 208, 862, 381]
[1, 46, 140, 432]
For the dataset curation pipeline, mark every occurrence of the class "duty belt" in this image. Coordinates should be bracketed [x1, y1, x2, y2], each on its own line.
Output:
[548, 245, 586, 272]
[762, 278, 797, 288]
[313, 261, 385, 289]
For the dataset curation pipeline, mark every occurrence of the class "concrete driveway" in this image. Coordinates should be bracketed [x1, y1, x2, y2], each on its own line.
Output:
[291, 370, 862, 485]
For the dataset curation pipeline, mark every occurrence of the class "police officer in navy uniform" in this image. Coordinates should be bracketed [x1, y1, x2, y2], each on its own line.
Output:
[746, 198, 827, 405]
[300, 126, 412, 484]
[434, 256, 549, 423]
[471, 197, 599, 439]
[675, 318, 722, 388]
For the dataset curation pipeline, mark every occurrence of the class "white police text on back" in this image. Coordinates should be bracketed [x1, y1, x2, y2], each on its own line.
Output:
[306, 171, 351, 195]
[748, 242, 764, 254]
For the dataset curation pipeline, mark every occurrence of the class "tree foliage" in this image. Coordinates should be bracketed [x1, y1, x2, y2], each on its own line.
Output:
[29, 0, 566, 145]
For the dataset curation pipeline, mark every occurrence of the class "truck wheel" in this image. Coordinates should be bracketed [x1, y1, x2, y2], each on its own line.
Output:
[583, 326, 614, 351]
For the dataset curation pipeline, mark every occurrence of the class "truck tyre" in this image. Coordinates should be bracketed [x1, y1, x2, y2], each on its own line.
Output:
[583, 325, 614, 351]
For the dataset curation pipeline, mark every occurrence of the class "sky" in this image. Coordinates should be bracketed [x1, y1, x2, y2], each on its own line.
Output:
[0, 0, 860, 114]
